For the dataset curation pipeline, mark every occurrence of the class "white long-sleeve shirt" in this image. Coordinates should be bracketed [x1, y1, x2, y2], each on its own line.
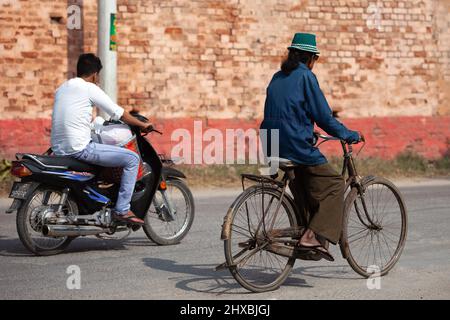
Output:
[51, 77, 125, 155]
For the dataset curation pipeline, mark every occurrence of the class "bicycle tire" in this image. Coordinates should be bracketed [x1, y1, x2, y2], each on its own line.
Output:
[224, 185, 297, 293]
[340, 176, 408, 278]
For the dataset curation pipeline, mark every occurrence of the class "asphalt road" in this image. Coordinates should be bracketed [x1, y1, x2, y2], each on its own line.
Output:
[0, 178, 449, 300]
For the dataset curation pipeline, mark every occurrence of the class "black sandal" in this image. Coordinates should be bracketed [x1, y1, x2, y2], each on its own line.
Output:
[295, 243, 335, 262]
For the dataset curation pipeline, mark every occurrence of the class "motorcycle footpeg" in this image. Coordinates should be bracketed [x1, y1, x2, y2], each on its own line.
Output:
[111, 221, 139, 231]
[131, 225, 141, 232]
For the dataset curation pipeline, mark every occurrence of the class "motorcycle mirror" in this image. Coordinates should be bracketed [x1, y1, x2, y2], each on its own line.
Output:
[332, 110, 340, 118]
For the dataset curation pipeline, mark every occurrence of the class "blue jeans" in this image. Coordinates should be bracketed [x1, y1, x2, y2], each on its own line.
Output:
[72, 142, 140, 214]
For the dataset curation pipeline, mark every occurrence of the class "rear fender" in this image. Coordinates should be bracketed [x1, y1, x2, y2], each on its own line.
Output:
[5, 199, 22, 214]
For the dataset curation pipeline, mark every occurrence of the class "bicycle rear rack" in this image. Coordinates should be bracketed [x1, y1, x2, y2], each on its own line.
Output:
[241, 173, 284, 190]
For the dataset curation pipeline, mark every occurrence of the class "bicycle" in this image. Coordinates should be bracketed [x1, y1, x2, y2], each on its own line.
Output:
[216, 133, 408, 293]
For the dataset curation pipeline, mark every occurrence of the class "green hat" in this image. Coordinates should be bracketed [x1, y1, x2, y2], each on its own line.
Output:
[288, 33, 320, 54]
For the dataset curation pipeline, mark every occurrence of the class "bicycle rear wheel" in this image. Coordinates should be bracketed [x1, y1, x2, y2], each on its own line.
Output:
[341, 177, 407, 277]
[224, 185, 297, 293]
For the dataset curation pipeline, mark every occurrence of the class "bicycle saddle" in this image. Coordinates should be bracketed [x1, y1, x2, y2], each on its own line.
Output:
[267, 157, 298, 171]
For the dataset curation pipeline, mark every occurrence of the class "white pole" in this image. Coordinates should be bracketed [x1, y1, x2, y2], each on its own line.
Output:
[97, 0, 117, 118]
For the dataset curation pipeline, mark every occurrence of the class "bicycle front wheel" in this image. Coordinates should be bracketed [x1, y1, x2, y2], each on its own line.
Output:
[341, 177, 408, 277]
[224, 185, 297, 293]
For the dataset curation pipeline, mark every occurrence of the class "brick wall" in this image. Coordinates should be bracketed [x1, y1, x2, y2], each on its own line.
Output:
[1, 0, 449, 119]
[113, 0, 450, 119]
[0, 0, 449, 159]
[435, 0, 450, 115]
[0, 0, 68, 118]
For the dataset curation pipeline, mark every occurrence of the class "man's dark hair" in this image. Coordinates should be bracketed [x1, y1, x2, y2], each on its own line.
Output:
[281, 49, 315, 75]
[77, 53, 103, 77]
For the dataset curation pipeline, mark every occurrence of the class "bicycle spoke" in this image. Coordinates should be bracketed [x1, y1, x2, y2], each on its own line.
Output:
[348, 228, 371, 244]
[235, 242, 268, 268]
[378, 231, 394, 262]
[231, 224, 257, 238]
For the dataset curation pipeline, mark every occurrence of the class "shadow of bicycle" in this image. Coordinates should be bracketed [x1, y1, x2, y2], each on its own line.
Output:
[292, 264, 361, 280]
[142, 257, 312, 295]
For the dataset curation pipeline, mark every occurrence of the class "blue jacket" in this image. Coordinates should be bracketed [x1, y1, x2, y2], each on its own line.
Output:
[260, 63, 359, 166]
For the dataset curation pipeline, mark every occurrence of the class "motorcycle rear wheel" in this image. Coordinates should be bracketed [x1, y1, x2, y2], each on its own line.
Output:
[17, 187, 78, 256]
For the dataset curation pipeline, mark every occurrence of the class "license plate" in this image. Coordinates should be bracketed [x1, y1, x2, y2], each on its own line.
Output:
[9, 182, 32, 199]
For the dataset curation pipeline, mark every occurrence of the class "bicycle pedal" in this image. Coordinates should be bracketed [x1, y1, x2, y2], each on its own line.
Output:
[294, 250, 323, 261]
[238, 240, 254, 248]
[215, 262, 227, 271]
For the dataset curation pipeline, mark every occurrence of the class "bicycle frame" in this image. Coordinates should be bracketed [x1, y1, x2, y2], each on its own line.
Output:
[341, 141, 359, 190]
[241, 136, 379, 241]
[337, 139, 380, 230]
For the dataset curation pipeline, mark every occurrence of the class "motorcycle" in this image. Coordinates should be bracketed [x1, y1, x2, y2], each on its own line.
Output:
[5, 112, 195, 255]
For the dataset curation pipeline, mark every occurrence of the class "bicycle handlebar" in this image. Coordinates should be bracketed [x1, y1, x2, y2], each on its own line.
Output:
[315, 132, 340, 141]
[313, 132, 364, 145]
[314, 131, 366, 158]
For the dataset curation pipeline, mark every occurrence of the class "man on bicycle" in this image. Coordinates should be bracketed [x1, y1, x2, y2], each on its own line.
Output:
[260, 33, 363, 261]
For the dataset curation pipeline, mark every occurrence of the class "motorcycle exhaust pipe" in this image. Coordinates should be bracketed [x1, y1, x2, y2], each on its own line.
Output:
[42, 225, 109, 237]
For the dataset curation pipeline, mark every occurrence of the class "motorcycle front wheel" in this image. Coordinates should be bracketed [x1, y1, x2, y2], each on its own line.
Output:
[143, 179, 194, 245]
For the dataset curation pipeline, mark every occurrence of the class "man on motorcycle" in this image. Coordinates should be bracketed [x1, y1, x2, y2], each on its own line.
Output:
[51, 53, 152, 225]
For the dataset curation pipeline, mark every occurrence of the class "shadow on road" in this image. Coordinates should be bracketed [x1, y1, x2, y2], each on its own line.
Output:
[142, 257, 312, 295]
[292, 264, 360, 280]
[0, 238, 34, 256]
[0, 235, 157, 257]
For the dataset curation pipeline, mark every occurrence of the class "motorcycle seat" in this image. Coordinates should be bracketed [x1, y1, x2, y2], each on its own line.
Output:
[22, 154, 97, 172]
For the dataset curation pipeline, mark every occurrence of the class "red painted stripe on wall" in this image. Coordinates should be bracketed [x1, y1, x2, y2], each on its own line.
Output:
[0, 116, 449, 160]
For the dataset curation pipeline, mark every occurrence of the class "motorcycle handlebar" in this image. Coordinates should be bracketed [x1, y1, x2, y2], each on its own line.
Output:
[142, 127, 163, 136]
